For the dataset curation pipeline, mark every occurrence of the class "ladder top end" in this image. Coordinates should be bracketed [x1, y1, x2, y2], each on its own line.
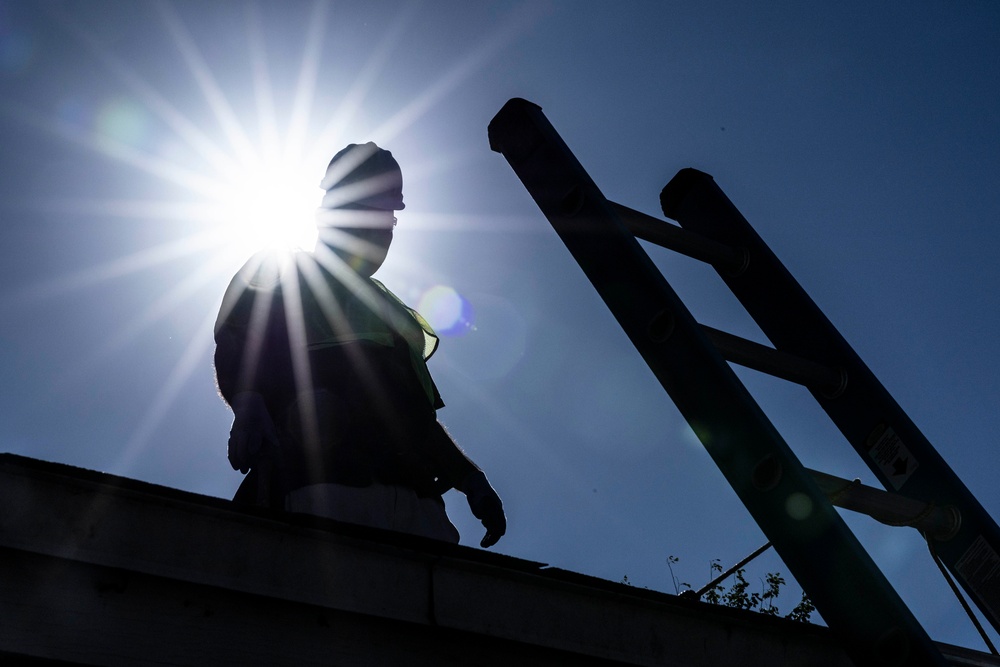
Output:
[660, 168, 714, 220]
[488, 98, 543, 154]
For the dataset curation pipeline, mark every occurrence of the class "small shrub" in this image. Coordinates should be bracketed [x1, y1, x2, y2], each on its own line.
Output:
[786, 589, 817, 623]
[670, 555, 814, 623]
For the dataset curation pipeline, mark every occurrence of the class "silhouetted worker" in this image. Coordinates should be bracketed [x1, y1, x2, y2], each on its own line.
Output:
[214, 142, 506, 547]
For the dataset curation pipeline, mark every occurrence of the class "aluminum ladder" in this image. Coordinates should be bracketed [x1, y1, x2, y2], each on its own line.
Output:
[488, 97, 1000, 667]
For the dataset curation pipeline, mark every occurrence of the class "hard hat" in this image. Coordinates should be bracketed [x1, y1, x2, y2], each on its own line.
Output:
[319, 142, 405, 211]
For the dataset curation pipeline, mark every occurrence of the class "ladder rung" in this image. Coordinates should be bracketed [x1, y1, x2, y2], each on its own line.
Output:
[610, 201, 747, 274]
[701, 325, 847, 397]
[808, 468, 961, 541]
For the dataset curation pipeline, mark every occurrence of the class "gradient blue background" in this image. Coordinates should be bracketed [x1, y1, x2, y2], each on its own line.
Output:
[2, 0, 999, 650]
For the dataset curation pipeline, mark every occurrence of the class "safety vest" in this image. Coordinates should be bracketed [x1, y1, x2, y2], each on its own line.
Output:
[217, 250, 441, 408]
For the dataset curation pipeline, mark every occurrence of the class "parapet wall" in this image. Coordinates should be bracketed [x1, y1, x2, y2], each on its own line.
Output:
[1, 454, 992, 666]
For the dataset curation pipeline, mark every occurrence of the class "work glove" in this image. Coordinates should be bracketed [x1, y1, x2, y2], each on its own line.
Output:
[228, 391, 280, 474]
[463, 470, 506, 548]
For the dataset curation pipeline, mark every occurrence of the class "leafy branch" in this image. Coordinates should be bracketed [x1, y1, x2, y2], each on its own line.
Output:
[671, 555, 815, 623]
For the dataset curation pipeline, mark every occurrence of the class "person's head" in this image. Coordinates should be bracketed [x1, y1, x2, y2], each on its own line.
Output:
[316, 142, 404, 276]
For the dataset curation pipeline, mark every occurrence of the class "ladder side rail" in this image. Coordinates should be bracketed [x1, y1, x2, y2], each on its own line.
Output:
[661, 169, 1000, 635]
[488, 97, 947, 667]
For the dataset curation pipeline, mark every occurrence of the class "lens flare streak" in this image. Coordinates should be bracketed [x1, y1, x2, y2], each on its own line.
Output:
[10, 0, 542, 480]
[115, 306, 219, 473]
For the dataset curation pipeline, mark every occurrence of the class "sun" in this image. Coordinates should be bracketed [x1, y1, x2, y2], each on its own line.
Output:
[212, 155, 320, 255]
[20, 0, 539, 479]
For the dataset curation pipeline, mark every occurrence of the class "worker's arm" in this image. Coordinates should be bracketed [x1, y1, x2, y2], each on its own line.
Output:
[214, 254, 285, 474]
[427, 421, 506, 548]
[216, 330, 280, 474]
[225, 391, 281, 474]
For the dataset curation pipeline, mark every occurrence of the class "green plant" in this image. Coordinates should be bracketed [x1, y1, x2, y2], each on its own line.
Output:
[670, 556, 815, 623]
[702, 558, 724, 605]
[666, 555, 689, 595]
[786, 589, 817, 623]
[722, 567, 760, 611]
[759, 572, 784, 616]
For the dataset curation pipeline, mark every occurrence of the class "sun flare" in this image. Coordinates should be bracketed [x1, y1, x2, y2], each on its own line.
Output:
[212, 157, 320, 255]
[17, 0, 535, 479]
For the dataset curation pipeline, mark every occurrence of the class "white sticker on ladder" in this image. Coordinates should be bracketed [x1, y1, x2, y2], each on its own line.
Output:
[867, 424, 918, 491]
[955, 535, 1000, 627]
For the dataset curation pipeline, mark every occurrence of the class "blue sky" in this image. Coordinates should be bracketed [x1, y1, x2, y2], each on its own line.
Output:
[2, 0, 999, 651]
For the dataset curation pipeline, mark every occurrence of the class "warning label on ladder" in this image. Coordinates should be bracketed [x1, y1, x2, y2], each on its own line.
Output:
[955, 535, 1000, 628]
[867, 425, 918, 490]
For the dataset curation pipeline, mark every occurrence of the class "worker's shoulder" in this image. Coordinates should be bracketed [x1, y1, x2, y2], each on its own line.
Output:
[232, 248, 306, 291]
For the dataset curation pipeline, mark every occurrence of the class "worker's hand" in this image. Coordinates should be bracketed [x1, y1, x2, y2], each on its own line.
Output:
[228, 392, 280, 474]
[463, 470, 506, 548]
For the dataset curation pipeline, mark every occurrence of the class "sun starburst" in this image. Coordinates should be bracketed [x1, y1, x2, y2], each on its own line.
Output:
[11, 0, 540, 477]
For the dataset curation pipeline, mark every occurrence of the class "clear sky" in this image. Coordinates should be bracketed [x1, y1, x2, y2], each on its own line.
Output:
[2, 0, 999, 651]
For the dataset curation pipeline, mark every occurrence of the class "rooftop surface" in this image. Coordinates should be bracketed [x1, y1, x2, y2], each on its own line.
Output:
[2, 453, 996, 666]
